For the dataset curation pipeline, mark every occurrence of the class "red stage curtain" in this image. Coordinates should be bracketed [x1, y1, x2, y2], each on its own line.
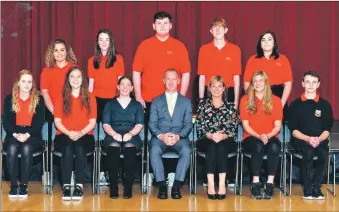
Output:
[1, 1, 338, 119]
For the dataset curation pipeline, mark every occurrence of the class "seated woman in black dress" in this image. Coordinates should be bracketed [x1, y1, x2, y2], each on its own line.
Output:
[102, 76, 144, 199]
[3, 69, 45, 198]
[196, 75, 239, 200]
[54, 66, 97, 201]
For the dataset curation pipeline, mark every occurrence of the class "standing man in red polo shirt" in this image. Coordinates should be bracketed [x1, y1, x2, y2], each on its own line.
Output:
[198, 17, 241, 108]
[132, 11, 191, 135]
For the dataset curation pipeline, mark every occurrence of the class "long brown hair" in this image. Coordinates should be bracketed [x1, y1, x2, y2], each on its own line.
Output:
[246, 71, 273, 115]
[44, 39, 77, 68]
[62, 66, 91, 116]
[12, 69, 39, 113]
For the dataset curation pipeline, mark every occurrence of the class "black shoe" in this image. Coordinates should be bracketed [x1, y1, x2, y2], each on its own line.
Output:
[123, 183, 133, 199]
[72, 185, 84, 200]
[217, 193, 226, 200]
[110, 184, 119, 199]
[171, 185, 182, 199]
[157, 185, 168, 199]
[263, 183, 274, 199]
[18, 184, 28, 198]
[312, 185, 325, 200]
[250, 183, 262, 199]
[8, 185, 19, 198]
[62, 185, 72, 201]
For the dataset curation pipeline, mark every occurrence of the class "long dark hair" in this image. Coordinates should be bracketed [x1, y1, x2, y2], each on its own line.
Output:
[62, 66, 91, 116]
[255, 30, 279, 60]
[207, 75, 228, 103]
[93, 29, 117, 69]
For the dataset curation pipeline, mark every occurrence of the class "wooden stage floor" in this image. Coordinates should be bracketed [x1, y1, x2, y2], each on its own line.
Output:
[1, 182, 338, 211]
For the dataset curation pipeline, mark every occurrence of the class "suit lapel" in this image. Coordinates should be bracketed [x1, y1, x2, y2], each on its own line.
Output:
[161, 94, 171, 119]
[172, 94, 182, 118]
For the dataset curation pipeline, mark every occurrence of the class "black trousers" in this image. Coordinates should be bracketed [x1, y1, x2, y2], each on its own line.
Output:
[292, 138, 329, 188]
[197, 138, 236, 174]
[54, 134, 94, 185]
[242, 136, 281, 176]
[96, 96, 114, 124]
[4, 136, 43, 185]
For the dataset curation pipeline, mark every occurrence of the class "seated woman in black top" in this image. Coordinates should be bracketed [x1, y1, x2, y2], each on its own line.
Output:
[102, 76, 144, 199]
[288, 71, 334, 200]
[196, 75, 239, 200]
[3, 69, 45, 198]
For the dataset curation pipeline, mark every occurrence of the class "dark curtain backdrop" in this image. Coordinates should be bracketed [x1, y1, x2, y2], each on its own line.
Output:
[1, 1, 339, 119]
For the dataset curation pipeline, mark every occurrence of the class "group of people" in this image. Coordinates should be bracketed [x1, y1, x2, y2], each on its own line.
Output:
[2, 10, 334, 203]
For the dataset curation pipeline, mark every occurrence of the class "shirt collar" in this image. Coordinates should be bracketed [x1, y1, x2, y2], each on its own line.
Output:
[301, 93, 319, 102]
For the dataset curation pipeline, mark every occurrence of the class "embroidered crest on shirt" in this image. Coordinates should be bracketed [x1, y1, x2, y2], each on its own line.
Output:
[276, 62, 282, 66]
[315, 109, 321, 117]
[225, 57, 232, 61]
[167, 50, 173, 54]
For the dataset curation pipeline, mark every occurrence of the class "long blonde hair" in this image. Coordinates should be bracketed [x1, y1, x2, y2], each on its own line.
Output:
[12, 70, 40, 113]
[44, 39, 77, 68]
[246, 71, 273, 115]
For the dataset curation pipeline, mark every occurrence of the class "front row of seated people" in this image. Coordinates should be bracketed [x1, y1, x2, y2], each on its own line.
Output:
[2, 68, 333, 201]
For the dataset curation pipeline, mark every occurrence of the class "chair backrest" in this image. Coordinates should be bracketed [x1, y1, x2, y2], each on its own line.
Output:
[1, 123, 6, 141]
[41, 122, 49, 141]
[51, 123, 56, 140]
[284, 124, 291, 143]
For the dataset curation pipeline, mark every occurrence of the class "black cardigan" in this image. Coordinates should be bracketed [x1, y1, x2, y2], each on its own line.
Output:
[3, 94, 45, 139]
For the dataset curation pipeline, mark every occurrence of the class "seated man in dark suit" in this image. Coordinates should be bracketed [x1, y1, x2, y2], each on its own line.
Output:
[149, 68, 193, 199]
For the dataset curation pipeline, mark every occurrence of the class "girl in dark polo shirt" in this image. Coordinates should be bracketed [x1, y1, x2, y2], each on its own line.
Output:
[102, 76, 144, 199]
[3, 70, 45, 198]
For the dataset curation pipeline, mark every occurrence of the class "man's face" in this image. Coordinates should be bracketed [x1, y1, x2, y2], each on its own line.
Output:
[210, 23, 228, 40]
[302, 75, 320, 94]
[153, 18, 172, 37]
[163, 71, 180, 92]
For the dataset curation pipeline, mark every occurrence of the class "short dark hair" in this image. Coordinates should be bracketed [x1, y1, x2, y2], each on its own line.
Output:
[256, 30, 279, 60]
[154, 11, 172, 23]
[303, 70, 321, 82]
[164, 68, 179, 78]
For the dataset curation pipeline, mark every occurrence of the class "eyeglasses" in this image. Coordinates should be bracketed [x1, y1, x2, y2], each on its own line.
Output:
[211, 25, 224, 31]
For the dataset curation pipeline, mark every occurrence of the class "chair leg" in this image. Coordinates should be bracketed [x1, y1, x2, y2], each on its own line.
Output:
[194, 149, 197, 195]
[50, 152, 54, 195]
[92, 152, 96, 195]
[141, 149, 145, 194]
[327, 153, 331, 194]
[289, 154, 292, 196]
[146, 149, 150, 194]
[42, 152, 47, 194]
[334, 154, 336, 196]
[234, 153, 239, 195]
[283, 153, 287, 196]
[97, 151, 101, 194]
[0, 153, 3, 191]
[240, 153, 243, 195]
[189, 151, 193, 195]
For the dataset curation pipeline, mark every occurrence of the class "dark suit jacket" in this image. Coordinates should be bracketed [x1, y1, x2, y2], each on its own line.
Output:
[3, 94, 45, 139]
[149, 93, 192, 138]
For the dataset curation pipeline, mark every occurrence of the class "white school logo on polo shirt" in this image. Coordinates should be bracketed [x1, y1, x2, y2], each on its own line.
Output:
[315, 109, 321, 117]
[167, 50, 173, 54]
[225, 57, 232, 61]
[276, 62, 282, 66]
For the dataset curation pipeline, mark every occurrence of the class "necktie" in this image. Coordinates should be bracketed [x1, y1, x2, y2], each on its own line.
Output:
[168, 94, 175, 117]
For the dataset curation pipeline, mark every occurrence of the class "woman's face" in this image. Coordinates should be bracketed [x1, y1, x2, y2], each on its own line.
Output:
[18, 74, 33, 94]
[261, 33, 274, 52]
[118, 78, 133, 97]
[253, 74, 265, 93]
[53, 43, 67, 63]
[209, 80, 225, 98]
[98, 32, 110, 52]
[69, 69, 83, 90]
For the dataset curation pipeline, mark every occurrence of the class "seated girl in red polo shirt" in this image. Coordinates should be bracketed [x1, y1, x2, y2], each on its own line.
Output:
[54, 66, 97, 201]
[3, 70, 45, 198]
[240, 70, 283, 200]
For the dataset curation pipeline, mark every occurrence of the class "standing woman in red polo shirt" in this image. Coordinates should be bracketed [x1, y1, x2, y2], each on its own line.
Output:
[3, 70, 45, 198]
[54, 66, 97, 201]
[240, 71, 283, 200]
[40, 39, 77, 124]
[243, 31, 292, 111]
[88, 29, 124, 123]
